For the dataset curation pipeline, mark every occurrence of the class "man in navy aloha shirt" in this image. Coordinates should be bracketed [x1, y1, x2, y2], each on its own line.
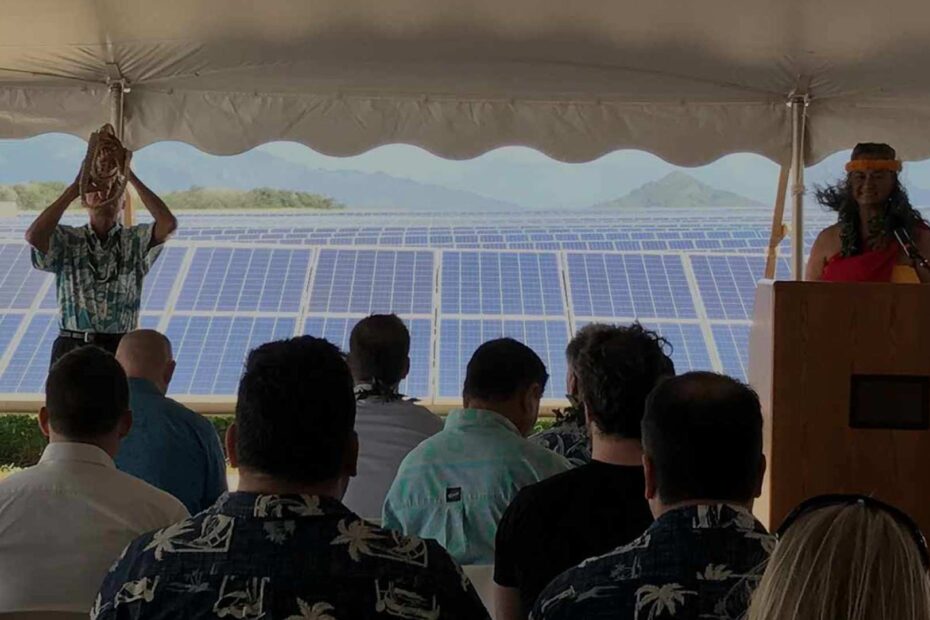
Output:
[95, 336, 489, 620]
[532, 372, 774, 620]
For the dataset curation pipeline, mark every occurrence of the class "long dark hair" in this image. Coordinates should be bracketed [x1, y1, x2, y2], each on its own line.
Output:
[814, 178, 924, 257]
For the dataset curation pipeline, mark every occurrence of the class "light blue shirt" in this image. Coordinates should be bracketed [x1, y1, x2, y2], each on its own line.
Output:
[115, 378, 227, 514]
[382, 408, 572, 565]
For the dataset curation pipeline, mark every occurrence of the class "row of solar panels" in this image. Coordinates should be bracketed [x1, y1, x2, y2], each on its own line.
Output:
[0, 239, 774, 402]
[0, 243, 790, 322]
[0, 311, 749, 402]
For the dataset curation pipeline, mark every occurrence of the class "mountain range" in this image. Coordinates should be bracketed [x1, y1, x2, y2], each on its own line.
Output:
[0, 136, 519, 212]
[4, 133, 930, 210]
[596, 172, 763, 208]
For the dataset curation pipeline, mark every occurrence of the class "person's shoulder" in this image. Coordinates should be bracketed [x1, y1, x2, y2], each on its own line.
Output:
[407, 401, 443, 422]
[500, 466, 584, 528]
[107, 467, 189, 516]
[344, 516, 456, 569]
[520, 463, 590, 500]
[813, 223, 842, 249]
[533, 543, 638, 619]
[393, 431, 443, 471]
[163, 397, 220, 438]
[522, 437, 573, 470]
[0, 464, 44, 495]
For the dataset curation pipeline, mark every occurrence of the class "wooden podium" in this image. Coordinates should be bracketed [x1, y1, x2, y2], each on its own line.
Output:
[749, 280, 930, 534]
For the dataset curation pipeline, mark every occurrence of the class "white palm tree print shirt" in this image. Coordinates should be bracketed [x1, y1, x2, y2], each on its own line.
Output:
[531, 504, 774, 620]
[94, 493, 490, 620]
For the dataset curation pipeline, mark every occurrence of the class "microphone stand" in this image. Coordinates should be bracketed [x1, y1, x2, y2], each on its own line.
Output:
[893, 229, 930, 274]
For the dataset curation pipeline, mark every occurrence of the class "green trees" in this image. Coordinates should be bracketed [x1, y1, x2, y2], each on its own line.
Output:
[2, 183, 343, 211]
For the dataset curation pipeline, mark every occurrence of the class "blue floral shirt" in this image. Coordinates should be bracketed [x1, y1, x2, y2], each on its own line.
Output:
[31, 223, 162, 333]
[94, 493, 489, 620]
[531, 504, 774, 620]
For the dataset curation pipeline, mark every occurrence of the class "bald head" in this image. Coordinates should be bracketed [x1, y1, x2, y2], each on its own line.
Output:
[116, 330, 176, 394]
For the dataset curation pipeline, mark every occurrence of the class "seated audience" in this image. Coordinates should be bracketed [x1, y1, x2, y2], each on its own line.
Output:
[749, 494, 930, 620]
[96, 336, 489, 620]
[0, 347, 188, 614]
[495, 323, 674, 619]
[342, 314, 444, 519]
[383, 338, 571, 565]
[530, 324, 613, 466]
[532, 372, 772, 620]
[114, 329, 227, 514]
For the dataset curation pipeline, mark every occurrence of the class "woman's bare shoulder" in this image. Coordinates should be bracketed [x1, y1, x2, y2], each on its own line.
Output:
[812, 223, 842, 252]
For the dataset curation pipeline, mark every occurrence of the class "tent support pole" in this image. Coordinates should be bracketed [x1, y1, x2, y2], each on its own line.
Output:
[106, 64, 132, 225]
[789, 94, 809, 280]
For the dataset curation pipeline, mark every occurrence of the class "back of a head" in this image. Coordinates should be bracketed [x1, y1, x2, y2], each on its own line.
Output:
[642, 371, 762, 504]
[749, 504, 930, 620]
[575, 323, 675, 438]
[348, 314, 410, 386]
[463, 338, 548, 403]
[565, 323, 616, 373]
[115, 329, 172, 378]
[236, 336, 356, 484]
[46, 346, 129, 440]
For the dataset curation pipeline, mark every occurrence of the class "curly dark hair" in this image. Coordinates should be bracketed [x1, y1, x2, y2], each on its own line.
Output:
[573, 323, 676, 438]
[815, 179, 925, 257]
[554, 323, 617, 425]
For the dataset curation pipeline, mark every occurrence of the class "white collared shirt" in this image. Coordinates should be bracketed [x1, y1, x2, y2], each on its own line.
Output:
[0, 442, 189, 613]
[342, 397, 444, 519]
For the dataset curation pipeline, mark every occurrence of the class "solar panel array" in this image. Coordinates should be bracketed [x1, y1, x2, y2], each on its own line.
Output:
[0, 208, 814, 404]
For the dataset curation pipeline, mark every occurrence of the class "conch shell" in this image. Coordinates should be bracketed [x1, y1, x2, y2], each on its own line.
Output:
[79, 123, 132, 209]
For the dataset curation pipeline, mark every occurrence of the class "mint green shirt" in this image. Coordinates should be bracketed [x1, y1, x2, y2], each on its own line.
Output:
[382, 408, 572, 565]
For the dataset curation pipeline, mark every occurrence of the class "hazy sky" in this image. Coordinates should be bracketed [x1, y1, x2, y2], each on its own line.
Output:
[259, 142, 930, 207]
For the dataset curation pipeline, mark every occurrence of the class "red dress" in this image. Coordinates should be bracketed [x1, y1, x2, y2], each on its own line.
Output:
[821, 243, 899, 282]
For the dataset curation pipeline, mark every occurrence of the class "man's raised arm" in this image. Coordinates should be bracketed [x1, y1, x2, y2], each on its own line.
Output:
[129, 171, 177, 246]
[24, 182, 79, 255]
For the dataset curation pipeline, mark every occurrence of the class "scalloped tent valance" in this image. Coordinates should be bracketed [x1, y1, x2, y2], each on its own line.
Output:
[2, 0, 930, 164]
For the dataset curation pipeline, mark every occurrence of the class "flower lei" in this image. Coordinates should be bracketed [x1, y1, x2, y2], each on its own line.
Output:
[354, 379, 416, 403]
[552, 394, 585, 426]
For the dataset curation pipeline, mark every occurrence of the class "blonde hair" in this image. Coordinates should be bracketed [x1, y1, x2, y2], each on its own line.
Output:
[748, 503, 930, 620]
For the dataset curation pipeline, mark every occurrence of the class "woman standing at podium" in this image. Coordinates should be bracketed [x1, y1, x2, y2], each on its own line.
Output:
[806, 143, 930, 283]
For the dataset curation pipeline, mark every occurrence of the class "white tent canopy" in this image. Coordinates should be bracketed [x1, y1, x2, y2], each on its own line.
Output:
[2, 0, 930, 165]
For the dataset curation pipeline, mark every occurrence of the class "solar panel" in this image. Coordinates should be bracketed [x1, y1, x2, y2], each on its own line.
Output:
[567, 253, 696, 319]
[0, 313, 25, 367]
[176, 248, 310, 312]
[303, 316, 433, 398]
[0, 244, 48, 309]
[309, 249, 434, 315]
[165, 316, 296, 395]
[437, 318, 569, 399]
[441, 251, 564, 316]
[0, 313, 57, 393]
[141, 246, 187, 311]
[690, 255, 790, 320]
[140, 314, 162, 330]
[712, 323, 751, 381]
[644, 322, 714, 374]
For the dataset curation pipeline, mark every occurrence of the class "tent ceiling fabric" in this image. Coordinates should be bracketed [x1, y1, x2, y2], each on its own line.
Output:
[2, 0, 930, 164]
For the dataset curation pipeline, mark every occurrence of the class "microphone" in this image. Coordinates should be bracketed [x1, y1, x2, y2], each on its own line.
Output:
[893, 227, 930, 271]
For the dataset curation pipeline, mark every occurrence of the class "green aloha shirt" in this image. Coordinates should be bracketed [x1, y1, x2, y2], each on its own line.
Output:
[31, 223, 163, 333]
[382, 408, 572, 565]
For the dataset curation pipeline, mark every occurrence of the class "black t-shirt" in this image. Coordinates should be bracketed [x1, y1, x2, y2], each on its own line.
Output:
[493, 460, 654, 612]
